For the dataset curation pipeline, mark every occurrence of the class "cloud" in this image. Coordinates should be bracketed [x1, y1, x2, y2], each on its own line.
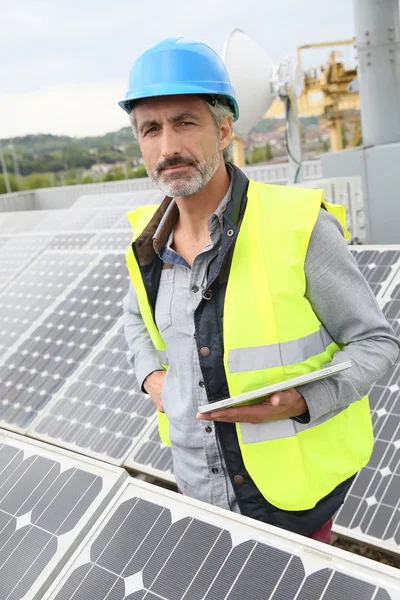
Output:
[0, 79, 130, 138]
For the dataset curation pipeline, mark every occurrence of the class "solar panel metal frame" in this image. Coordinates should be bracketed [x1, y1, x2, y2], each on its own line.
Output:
[0, 429, 128, 600]
[42, 477, 400, 600]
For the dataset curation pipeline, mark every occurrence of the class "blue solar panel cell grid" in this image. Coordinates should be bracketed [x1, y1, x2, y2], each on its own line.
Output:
[333, 270, 400, 552]
[0, 252, 93, 360]
[0, 235, 52, 291]
[47, 233, 95, 250]
[30, 323, 157, 465]
[88, 230, 132, 250]
[0, 429, 127, 600]
[349, 246, 400, 297]
[83, 208, 127, 230]
[43, 479, 400, 600]
[123, 420, 174, 483]
[0, 254, 126, 432]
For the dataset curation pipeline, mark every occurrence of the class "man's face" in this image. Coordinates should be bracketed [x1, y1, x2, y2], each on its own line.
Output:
[134, 95, 223, 197]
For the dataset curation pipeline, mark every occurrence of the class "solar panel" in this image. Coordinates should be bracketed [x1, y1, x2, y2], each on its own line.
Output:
[30, 322, 157, 466]
[32, 210, 96, 232]
[350, 246, 400, 298]
[47, 233, 95, 250]
[43, 478, 400, 600]
[0, 234, 52, 291]
[5, 210, 50, 233]
[0, 253, 127, 432]
[0, 251, 93, 359]
[82, 208, 128, 230]
[333, 273, 400, 553]
[124, 420, 174, 483]
[88, 230, 132, 250]
[72, 189, 162, 210]
[0, 429, 127, 600]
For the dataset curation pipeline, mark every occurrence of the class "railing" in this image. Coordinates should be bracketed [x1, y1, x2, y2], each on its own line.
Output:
[296, 176, 366, 243]
[0, 160, 323, 213]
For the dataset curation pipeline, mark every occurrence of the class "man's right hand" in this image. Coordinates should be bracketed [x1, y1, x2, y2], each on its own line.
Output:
[143, 370, 166, 412]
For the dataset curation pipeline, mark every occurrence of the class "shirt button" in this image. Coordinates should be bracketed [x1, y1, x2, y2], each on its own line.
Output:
[199, 381, 205, 387]
[212, 467, 219, 474]
[191, 285, 199, 293]
[205, 426, 212, 433]
[200, 346, 211, 357]
[234, 474, 244, 485]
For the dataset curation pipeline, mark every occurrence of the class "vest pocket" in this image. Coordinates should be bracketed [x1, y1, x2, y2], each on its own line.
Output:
[155, 268, 174, 333]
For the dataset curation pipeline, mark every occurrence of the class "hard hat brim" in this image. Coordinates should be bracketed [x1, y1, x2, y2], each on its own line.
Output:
[118, 85, 239, 121]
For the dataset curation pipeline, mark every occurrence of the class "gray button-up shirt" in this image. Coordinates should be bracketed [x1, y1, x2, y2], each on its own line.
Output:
[123, 186, 400, 512]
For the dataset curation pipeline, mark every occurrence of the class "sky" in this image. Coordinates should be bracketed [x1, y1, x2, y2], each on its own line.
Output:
[0, 0, 356, 139]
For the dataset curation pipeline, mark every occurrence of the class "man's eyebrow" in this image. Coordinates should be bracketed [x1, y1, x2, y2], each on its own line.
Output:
[169, 112, 201, 123]
[138, 119, 160, 134]
[138, 112, 201, 134]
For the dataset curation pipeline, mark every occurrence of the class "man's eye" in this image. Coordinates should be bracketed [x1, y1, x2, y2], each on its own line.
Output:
[144, 127, 159, 136]
[179, 121, 194, 127]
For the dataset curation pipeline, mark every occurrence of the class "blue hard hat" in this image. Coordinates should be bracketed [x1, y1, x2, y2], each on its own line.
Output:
[118, 37, 239, 121]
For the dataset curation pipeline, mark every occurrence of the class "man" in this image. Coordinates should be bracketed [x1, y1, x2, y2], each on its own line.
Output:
[120, 37, 399, 543]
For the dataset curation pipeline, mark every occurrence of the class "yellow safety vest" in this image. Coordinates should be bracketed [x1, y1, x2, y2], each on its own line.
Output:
[126, 180, 373, 511]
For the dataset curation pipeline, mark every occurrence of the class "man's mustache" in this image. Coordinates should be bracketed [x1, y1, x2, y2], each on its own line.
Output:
[156, 157, 197, 174]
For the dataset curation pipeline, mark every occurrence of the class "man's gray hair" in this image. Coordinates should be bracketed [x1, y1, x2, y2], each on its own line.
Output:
[129, 97, 234, 162]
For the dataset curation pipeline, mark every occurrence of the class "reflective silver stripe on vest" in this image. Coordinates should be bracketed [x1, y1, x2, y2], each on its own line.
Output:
[228, 325, 333, 373]
[157, 350, 169, 365]
[239, 405, 348, 444]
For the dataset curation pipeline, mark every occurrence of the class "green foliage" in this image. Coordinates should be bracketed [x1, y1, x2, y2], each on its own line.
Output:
[62, 145, 95, 169]
[103, 167, 125, 182]
[130, 165, 148, 179]
[23, 173, 53, 190]
[0, 128, 141, 176]
[322, 140, 330, 152]
[0, 174, 19, 194]
[249, 147, 266, 165]
[81, 175, 94, 184]
[265, 142, 273, 161]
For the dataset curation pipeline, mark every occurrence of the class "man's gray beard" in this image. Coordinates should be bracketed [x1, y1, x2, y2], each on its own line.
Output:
[149, 147, 220, 198]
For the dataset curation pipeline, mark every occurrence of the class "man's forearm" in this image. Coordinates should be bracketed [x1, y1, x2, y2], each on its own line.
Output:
[299, 209, 400, 423]
[123, 283, 162, 390]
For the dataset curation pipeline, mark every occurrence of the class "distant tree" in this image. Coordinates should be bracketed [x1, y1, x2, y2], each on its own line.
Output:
[103, 167, 125, 182]
[265, 142, 273, 161]
[62, 145, 95, 169]
[81, 175, 94, 184]
[0, 174, 18, 194]
[130, 165, 148, 179]
[322, 140, 330, 152]
[249, 148, 265, 165]
[23, 173, 53, 190]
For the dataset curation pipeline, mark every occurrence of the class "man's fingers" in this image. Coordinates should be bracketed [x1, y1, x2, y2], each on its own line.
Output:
[268, 393, 281, 408]
[197, 400, 286, 424]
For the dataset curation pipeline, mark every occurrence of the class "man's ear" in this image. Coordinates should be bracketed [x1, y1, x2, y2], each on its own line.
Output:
[219, 115, 233, 151]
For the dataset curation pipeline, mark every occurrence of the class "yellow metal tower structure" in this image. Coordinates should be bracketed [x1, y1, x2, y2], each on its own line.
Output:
[265, 40, 360, 151]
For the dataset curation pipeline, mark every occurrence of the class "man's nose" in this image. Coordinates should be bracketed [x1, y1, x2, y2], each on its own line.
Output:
[160, 127, 182, 159]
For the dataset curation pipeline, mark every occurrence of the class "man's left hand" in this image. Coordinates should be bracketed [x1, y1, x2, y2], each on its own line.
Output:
[196, 388, 307, 423]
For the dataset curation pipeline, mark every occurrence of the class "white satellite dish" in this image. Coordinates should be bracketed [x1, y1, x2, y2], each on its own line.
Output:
[222, 29, 275, 139]
[222, 29, 303, 183]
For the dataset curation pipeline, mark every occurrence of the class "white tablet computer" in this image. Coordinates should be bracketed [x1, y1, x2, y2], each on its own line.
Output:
[198, 360, 352, 414]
